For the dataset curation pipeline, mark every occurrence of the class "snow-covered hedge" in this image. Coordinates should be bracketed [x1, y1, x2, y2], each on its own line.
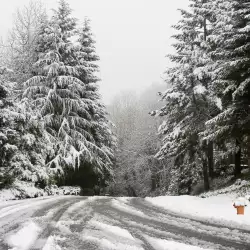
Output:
[0, 181, 46, 201]
[0, 181, 81, 201]
[200, 179, 250, 198]
[44, 185, 81, 196]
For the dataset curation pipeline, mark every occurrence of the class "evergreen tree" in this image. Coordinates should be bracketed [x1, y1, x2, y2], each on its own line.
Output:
[22, 1, 114, 189]
[51, 0, 77, 65]
[76, 18, 115, 172]
[0, 68, 50, 188]
[205, 0, 250, 177]
[153, 1, 219, 193]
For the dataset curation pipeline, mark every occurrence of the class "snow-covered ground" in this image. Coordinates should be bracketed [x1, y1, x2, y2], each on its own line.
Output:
[1, 196, 250, 250]
[146, 194, 250, 229]
[0, 181, 81, 202]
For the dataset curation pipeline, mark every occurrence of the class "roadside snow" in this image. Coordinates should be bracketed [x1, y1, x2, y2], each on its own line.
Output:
[0, 181, 81, 202]
[200, 179, 250, 198]
[6, 221, 41, 250]
[234, 197, 249, 206]
[146, 194, 250, 228]
[144, 235, 211, 250]
[0, 181, 46, 202]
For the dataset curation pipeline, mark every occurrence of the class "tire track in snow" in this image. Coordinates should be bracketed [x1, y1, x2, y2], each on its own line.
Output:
[93, 199, 220, 250]
[0, 197, 72, 249]
[132, 198, 250, 233]
[0, 196, 70, 237]
[101, 198, 250, 250]
[31, 197, 84, 250]
[1, 196, 250, 250]
[129, 198, 250, 244]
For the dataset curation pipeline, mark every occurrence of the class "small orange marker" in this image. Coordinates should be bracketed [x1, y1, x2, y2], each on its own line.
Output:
[233, 204, 245, 215]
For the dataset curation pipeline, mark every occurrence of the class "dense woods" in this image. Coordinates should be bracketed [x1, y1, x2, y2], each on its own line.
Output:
[152, 0, 250, 195]
[0, 0, 115, 193]
[0, 0, 250, 197]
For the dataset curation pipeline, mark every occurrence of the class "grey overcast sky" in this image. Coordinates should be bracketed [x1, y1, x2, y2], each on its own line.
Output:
[0, 0, 189, 104]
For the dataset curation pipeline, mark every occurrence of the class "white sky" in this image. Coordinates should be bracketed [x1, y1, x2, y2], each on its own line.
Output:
[0, 0, 189, 104]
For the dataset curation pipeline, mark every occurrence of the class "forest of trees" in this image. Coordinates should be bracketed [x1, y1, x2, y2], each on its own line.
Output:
[151, 0, 250, 195]
[1, 0, 250, 197]
[0, 0, 115, 193]
[105, 0, 250, 197]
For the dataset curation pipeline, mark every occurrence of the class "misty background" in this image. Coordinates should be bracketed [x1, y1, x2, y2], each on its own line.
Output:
[0, 0, 188, 104]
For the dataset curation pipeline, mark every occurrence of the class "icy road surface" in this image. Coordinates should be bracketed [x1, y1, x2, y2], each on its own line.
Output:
[0, 196, 250, 250]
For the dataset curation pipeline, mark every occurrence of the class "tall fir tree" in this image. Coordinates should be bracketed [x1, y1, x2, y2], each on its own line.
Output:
[153, 1, 219, 193]
[205, 0, 250, 176]
[0, 67, 50, 188]
[76, 18, 115, 173]
[22, 1, 114, 188]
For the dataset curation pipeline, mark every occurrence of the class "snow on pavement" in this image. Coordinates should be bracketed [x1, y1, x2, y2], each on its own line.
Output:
[145, 194, 250, 229]
[1, 196, 250, 250]
[82, 216, 144, 250]
[144, 234, 211, 250]
[42, 235, 66, 250]
[0, 196, 67, 219]
[111, 198, 145, 217]
[6, 221, 41, 250]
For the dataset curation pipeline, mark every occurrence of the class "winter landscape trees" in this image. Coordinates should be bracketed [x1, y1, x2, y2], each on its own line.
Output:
[0, 0, 250, 198]
[0, 0, 114, 193]
[108, 84, 166, 197]
[154, 0, 250, 194]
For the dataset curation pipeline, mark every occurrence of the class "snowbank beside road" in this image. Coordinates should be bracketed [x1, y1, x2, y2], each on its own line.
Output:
[0, 181, 46, 201]
[0, 181, 81, 202]
[146, 194, 250, 228]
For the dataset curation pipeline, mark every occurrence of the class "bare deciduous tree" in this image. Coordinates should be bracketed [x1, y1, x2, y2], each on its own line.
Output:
[0, 1, 47, 82]
[108, 84, 167, 196]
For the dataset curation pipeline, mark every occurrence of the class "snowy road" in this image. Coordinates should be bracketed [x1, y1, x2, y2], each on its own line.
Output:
[0, 196, 250, 250]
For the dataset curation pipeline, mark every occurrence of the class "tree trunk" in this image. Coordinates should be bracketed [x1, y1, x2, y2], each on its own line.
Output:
[202, 156, 210, 192]
[151, 174, 156, 191]
[234, 139, 242, 177]
[248, 151, 250, 171]
[207, 141, 214, 179]
[204, 17, 207, 42]
[247, 137, 250, 170]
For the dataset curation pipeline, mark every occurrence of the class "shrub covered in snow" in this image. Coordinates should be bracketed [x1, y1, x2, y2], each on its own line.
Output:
[44, 185, 81, 196]
[0, 180, 47, 201]
[59, 186, 81, 195]
[0, 181, 82, 201]
[200, 179, 250, 198]
[44, 185, 62, 196]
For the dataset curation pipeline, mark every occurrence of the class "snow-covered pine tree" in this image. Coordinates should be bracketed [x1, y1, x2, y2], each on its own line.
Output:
[51, 0, 77, 65]
[0, 67, 50, 188]
[75, 18, 115, 183]
[205, 0, 250, 177]
[190, 0, 221, 180]
[22, 1, 114, 189]
[153, 1, 219, 194]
